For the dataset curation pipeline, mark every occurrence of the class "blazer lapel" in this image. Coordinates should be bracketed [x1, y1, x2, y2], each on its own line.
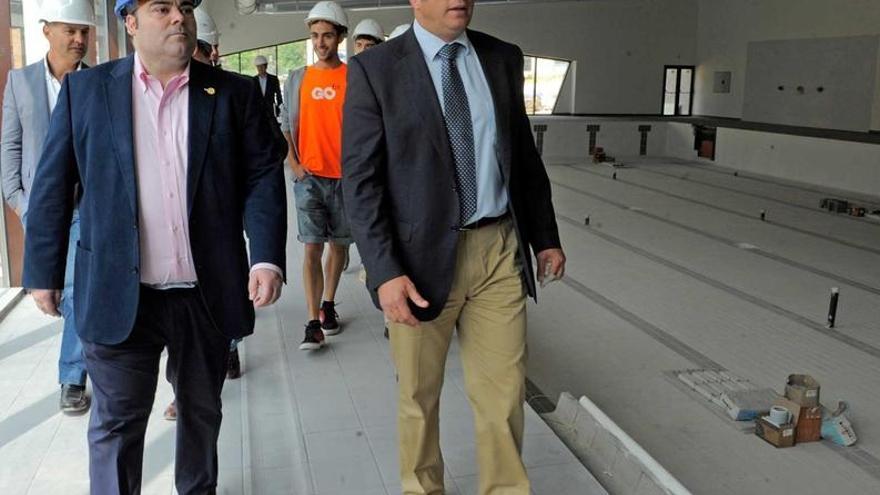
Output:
[27, 61, 51, 136]
[396, 30, 455, 173]
[470, 32, 512, 183]
[186, 62, 217, 217]
[105, 55, 137, 217]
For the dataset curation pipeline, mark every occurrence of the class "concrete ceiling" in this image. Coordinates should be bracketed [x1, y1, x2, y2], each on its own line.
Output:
[256, 0, 593, 14]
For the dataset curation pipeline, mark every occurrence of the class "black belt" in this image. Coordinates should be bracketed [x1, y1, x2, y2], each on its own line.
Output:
[454, 213, 509, 232]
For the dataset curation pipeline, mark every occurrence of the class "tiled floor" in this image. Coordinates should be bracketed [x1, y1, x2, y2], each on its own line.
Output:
[530, 157, 880, 494]
[0, 172, 601, 494]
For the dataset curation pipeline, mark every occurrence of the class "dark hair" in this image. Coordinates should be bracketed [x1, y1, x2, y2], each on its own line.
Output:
[355, 35, 383, 45]
[308, 20, 347, 39]
[196, 39, 213, 59]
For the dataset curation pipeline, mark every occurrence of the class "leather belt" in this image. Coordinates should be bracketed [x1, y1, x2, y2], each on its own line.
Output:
[454, 212, 509, 232]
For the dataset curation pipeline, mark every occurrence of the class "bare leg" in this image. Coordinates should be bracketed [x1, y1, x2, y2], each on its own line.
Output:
[303, 243, 325, 321]
[323, 243, 348, 303]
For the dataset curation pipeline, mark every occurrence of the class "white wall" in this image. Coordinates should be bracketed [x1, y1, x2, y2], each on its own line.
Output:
[742, 36, 880, 132]
[531, 117, 880, 198]
[712, 128, 880, 198]
[529, 116, 668, 163]
[694, 0, 880, 125]
[208, 0, 698, 115]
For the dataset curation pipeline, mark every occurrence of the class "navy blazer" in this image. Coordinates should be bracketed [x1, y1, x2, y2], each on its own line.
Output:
[23, 56, 288, 345]
[342, 29, 561, 322]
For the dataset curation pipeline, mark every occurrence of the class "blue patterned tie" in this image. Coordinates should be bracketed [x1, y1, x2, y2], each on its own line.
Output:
[439, 43, 478, 225]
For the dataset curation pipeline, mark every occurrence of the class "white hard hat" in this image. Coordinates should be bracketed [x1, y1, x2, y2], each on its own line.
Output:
[254, 55, 268, 66]
[388, 24, 411, 40]
[195, 6, 220, 46]
[39, 0, 96, 26]
[353, 19, 384, 41]
[305, 1, 349, 31]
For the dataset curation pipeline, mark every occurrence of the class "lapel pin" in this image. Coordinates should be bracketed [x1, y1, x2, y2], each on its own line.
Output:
[205, 87, 216, 96]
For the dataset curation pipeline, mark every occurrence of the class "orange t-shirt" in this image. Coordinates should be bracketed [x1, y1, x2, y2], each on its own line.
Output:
[297, 64, 347, 179]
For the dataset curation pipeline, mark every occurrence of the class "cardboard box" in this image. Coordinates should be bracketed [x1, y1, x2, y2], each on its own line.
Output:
[785, 374, 820, 407]
[773, 397, 823, 444]
[721, 388, 777, 421]
[755, 416, 795, 448]
[796, 406, 823, 443]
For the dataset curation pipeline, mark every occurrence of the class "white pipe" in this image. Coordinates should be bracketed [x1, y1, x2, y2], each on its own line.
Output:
[578, 395, 693, 495]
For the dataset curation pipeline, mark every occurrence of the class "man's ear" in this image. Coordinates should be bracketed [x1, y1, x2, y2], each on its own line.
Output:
[124, 14, 138, 37]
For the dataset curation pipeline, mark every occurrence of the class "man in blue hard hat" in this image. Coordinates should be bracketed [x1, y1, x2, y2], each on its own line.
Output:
[23, 0, 288, 493]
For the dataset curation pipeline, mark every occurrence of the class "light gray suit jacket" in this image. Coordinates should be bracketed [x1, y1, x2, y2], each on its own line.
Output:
[1, 60, 52, 218]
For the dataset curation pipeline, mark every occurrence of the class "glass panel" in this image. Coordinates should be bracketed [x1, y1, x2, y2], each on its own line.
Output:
[93, 0, 110, 64]
[680, 69, 693, 93]
[218, 54, 240, 73]
[277, 40, 308, 86]
[663, 93, 676, 115]
[10, 0, 25, 68]
[237, 47, 277, 77]
[679, 93, 692, 115]
[665, 68, 678, 93]
[523, 56, 536, 114]
[533, 57, 570, 115]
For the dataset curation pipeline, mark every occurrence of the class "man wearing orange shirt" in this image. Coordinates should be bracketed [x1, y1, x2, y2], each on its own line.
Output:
[280, 1, 350, 350]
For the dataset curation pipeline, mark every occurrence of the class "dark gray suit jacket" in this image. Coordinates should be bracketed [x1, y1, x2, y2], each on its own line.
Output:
[342, 28, 561, 322]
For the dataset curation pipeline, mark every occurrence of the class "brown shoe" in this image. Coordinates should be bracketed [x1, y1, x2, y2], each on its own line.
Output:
[164, 400, 177, 421]
[227, 348, 241, 379]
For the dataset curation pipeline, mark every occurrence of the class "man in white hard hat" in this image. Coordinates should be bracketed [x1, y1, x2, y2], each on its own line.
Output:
[280, 0, 351, 350]
[343, 0, 565, 493]
[24, 0, 287, 492]
[1, 0, 95, 415]
[194, 5, 220, 66]
[352, 18, 384, 54]
[253, 55, 283, 121]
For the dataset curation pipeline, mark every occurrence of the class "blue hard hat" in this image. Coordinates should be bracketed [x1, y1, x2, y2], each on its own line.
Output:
[114, 0, 202, 18]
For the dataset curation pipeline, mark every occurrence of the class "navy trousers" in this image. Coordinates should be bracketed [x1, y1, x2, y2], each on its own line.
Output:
[83, 286, 230, 495]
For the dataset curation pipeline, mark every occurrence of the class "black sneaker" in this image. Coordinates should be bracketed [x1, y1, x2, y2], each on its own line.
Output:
[299, 320, 326, 350]
[320, 301, 340, 336]
[60, 384, 90, 414]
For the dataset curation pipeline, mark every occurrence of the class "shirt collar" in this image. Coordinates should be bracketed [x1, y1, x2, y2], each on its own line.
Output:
[134, 53, 191, 95]
[412, 19, 472, 62]
[44, 56, 82, 83]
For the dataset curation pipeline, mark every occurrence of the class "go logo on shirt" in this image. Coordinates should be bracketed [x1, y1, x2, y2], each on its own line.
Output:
[311, 86, 338, 100]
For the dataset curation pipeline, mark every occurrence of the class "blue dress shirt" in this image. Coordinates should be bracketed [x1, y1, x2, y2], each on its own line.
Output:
[412, 20, 508, 224]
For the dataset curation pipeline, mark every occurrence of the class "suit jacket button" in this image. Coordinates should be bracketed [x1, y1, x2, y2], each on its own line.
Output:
[131, 267, 139, 274]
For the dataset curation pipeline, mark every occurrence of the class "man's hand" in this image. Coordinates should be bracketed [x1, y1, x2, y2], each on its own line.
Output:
[31, 289, 62, 317]
[248, 269, 283, 308]
[378, 275, 429, 327]
[536, 248, 566, 286]
[288, 155, 309, 182]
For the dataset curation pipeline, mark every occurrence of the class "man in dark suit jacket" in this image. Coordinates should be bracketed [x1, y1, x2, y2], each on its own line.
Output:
[342, 1, 565, 493]
[254, 55, 283, 119]
[23, 1, 287, 493]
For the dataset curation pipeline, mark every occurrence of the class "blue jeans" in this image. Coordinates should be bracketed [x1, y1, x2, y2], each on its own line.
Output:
[59, 211, 87, 386]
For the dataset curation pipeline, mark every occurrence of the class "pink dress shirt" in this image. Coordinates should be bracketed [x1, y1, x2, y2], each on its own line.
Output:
[132, 56, 281, 286]
[132, 55, 197, 285]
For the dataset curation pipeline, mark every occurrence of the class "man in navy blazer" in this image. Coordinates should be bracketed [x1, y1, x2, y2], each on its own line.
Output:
[23, 1, 287, 493]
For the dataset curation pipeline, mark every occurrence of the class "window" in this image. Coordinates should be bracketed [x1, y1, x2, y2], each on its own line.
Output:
[523, 55, 571, 115]
[662, 65, 694, 116]
[221, 38, 349, 89]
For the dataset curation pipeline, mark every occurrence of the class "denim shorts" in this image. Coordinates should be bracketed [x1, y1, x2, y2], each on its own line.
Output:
[292, 175, 353, 245]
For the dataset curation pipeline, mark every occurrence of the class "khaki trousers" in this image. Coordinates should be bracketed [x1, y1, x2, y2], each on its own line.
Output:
[390, 219, 529, 495]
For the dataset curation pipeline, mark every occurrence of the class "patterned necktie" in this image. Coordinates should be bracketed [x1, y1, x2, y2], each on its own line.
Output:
[439, 43, 478, 225]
